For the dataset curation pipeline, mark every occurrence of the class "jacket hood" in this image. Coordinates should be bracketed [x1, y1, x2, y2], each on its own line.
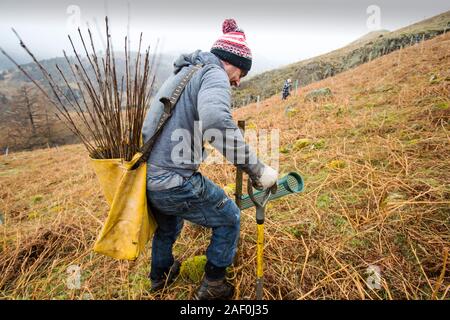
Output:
[173, 50, 223, 74]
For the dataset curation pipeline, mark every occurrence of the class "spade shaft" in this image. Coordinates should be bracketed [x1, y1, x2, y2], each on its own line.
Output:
[244, 172, 304, 299]
[248, 183, 276, 300]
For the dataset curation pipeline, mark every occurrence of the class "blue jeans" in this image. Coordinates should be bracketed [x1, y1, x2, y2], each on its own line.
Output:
[147, 172, 240, 280]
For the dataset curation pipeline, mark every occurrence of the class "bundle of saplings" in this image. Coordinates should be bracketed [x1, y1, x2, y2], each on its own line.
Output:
[1, 17, 156, 160]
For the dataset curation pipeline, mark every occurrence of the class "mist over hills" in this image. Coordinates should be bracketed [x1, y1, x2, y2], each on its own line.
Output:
[232, 10, 450, 106]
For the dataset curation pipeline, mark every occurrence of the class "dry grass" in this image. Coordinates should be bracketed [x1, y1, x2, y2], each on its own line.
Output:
[0, 33, 449, 300]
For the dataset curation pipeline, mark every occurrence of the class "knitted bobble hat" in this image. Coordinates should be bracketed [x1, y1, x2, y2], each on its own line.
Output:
[210, 19, 252, 72]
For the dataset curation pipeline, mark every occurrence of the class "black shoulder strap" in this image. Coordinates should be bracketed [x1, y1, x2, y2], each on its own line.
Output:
[131, 64, 203, 170]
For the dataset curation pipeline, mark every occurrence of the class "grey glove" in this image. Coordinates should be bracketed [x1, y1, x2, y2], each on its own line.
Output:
[251, 165, 278, 190]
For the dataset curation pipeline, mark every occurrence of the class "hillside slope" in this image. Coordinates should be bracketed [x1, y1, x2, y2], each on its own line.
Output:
[0, 32, 449, 300]
[233, 10, 450, 106]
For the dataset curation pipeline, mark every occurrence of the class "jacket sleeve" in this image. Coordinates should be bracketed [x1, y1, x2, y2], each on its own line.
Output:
[197, 66, 265, 180]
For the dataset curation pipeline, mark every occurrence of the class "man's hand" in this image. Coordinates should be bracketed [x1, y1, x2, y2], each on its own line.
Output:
[252, 165, 278, 190]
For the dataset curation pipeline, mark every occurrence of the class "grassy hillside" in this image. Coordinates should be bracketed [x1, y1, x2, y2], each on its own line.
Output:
[233, 10, 450, 106]
[0, 32, 449, 300]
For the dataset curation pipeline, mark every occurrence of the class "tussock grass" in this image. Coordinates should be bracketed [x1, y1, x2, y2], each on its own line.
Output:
[0, 33, 449, 300]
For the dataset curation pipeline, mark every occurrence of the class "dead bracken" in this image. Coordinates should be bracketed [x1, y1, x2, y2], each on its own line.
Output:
[0, 29, 449, 300]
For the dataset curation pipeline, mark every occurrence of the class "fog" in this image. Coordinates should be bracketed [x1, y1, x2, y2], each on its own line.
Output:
[0, 0, 449, 72]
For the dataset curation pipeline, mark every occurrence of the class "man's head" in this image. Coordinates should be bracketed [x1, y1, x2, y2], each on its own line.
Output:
[220, 60, 247, 87]
[211, 19, 252, 87]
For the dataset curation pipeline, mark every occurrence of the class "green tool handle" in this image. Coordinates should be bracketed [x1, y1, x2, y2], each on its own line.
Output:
[239, 172, 304, 210]
[247, 182, 276, 224]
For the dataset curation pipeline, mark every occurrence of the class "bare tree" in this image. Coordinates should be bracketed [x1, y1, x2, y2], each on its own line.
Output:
[2, 85, 40, 135]
[19, 85, 39, 134]
[2, 85, 50, 149]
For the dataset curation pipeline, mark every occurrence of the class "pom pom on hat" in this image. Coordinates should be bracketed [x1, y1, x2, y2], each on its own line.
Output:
[222, 19, 238, 33]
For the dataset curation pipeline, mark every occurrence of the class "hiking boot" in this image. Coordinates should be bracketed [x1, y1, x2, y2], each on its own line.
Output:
[150, 260, 181, 292]
[193, 277, 234, 300]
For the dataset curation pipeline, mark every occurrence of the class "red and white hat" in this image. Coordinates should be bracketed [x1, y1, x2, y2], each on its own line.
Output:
[211, 19, 252, 72]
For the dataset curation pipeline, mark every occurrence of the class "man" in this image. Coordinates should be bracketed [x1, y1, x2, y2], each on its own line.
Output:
[142, 18, 278, 300]
[282, 79, 292, 100]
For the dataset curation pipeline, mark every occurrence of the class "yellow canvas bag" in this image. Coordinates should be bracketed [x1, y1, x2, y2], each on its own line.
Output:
[90, 64, 202, 260]
[90, 153, 156, 260]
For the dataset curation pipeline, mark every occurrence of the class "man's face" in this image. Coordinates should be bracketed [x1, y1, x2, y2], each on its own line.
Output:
[222, 61, 247, 87]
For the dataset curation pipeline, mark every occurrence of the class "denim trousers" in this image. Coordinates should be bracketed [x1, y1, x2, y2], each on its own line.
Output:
[147, 172, 240, 280]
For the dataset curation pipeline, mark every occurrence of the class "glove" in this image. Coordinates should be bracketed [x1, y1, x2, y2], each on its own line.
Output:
[252, 165, 278, 190]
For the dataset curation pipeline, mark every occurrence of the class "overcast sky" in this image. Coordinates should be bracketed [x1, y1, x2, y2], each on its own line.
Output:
[1, 0, 449, 70]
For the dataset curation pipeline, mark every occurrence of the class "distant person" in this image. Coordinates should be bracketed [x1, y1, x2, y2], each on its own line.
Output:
[141, 18, 278, 300]
[282, 78, 292, 100]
